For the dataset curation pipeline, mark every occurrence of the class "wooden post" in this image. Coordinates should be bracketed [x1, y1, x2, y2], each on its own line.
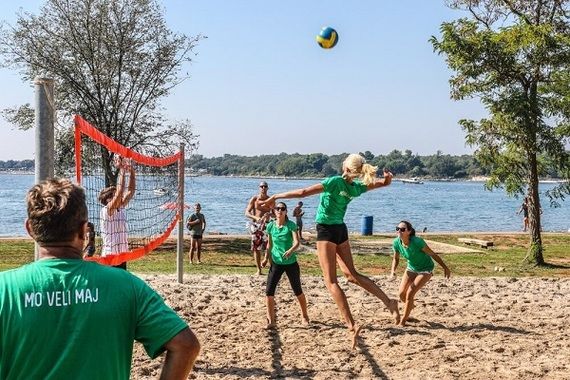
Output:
[34, 77, 55, 260]
[177, 143, 185, 283]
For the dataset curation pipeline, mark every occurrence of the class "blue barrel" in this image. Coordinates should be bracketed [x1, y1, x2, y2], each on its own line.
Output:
[361, 216, 373, 236]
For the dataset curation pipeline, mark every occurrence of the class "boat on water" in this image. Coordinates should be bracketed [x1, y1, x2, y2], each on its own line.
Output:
[401, 178, 424, 185]
[153, 188, 169, 196]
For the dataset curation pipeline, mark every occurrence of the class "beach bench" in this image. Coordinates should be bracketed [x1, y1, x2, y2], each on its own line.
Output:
[458, 238, 494, 249]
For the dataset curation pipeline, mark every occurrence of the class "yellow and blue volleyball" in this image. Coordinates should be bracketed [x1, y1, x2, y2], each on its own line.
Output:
[316, 26, 338, 49]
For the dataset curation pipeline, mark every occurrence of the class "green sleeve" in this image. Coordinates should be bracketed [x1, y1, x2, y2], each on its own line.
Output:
[133, 278, 188, 358]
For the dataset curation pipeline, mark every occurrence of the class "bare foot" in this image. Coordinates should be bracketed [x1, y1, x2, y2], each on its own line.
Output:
[398, 319, 407, 327]
[301, 317, 310, 326]
[256, 270, 262, 276]
[350, 325, 362, 350]
[265, 318, 275, 329]
[389, 299, 400, 325]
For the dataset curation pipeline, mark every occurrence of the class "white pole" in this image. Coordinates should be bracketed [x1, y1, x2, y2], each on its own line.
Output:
[34, 77, 55, 261]
[176, 143, 185, 283]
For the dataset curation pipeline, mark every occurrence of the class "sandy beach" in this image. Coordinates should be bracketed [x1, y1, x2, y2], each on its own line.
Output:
[130, 274, 570, 380]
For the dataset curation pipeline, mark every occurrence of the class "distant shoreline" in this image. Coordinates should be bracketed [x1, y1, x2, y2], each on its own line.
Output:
[1, 171, 566, 183]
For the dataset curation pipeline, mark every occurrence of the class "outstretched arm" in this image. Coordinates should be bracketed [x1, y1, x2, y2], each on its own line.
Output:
[422, 245, 451, 278]
[121, 161, 136, 207]
[262, 183, 324, 209]
[107, 166, 126, 216]
[367, 169, 393, 190]
[159, 327, 200, 380]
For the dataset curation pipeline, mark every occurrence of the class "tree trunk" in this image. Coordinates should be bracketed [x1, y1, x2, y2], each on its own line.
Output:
[525, 153, 544, 265]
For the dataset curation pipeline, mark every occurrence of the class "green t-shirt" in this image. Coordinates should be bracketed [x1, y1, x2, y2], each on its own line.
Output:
[315, 176, 368, 225]
[266, 220, 298, 265]
[0, 259, 188, 380]
[392, 236, 435, 272]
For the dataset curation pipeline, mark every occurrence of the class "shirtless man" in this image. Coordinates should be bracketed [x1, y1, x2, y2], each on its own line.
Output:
[245, 181, 274, 275]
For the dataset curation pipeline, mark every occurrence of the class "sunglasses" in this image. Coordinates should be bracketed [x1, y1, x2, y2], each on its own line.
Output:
[259, 185, 268, 188]
[275, 206, 287, 211]
[395, 227, 407, 232]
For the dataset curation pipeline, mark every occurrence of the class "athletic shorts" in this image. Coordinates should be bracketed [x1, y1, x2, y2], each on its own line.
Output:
[316, 223, 349, 245]
[296, 218, 303, 229]
[406, 268, 433, 275]
[191, 234, 203, 239]
[251, 231, 268, 251]
[266, 261, 303, 297]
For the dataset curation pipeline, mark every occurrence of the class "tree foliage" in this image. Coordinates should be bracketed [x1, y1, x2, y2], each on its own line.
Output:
[0, 0, 202, 183]
[431, 0, 570, 265]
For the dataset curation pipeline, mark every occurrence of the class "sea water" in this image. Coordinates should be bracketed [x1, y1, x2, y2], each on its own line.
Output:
[1, 174, 568, 237]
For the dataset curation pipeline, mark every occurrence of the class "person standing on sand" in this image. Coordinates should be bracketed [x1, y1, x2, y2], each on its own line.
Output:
[245, 181, 274, 275]
[261, 201, 309, 328]
[261, 153, 400, 349]
[390, 220, 451, 327]
[187, 203, 206, 264]
[292, 201, 305, 241]
[0, 178, 200, 379]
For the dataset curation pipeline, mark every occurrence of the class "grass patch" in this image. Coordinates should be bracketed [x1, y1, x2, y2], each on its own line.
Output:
[1, 233, 569, 277]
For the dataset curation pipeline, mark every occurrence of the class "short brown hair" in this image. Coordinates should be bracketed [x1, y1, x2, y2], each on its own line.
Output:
[26, 178, 88, 244]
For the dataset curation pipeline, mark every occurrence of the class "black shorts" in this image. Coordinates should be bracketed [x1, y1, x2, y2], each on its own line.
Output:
[316, 223, 349, 245]
[266, 261, 303, 297]
[191, 234, 203, 239]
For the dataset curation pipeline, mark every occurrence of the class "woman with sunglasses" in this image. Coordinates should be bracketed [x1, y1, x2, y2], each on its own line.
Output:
[261, 153, 399, 349]
[391, 220, 451, 326]
[261, 202, 309, 328]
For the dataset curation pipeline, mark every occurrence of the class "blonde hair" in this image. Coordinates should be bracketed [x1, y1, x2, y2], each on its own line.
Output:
[343, 153, 378, 185]
[26, 178, 88, 244]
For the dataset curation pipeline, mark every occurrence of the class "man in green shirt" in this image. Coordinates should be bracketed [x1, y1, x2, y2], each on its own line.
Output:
[0, 178, 200, 380]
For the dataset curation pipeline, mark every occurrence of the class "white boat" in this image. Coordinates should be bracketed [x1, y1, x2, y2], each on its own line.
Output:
[153, 188, 169, 196]
[401, 178, 424, 185]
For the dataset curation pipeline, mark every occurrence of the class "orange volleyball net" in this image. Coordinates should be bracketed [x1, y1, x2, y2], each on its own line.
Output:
[74, 115, 184, 266]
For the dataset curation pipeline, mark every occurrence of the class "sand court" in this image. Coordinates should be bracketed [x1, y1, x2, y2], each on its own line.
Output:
[131, 274, 570, 380]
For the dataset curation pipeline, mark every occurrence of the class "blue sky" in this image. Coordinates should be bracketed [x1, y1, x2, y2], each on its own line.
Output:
[0, 0, 485, 160]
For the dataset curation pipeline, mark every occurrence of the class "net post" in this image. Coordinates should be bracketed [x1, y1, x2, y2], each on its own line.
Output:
[176, 143, 185, 283]
[34, 77, 55, 261]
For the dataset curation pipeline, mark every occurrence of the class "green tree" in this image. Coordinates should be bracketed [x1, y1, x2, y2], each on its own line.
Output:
[0, 0, 202, 184]
[431, 0, 570, 265]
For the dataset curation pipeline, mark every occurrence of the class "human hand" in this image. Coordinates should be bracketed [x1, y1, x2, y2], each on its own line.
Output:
[443, 267, 451, 279]
[283, 250, 292, 259]
[113, 155, 123, 169]
[383, 169, 393, 179]
[261, 258, 268, 268]
[122, 158, 132, 170]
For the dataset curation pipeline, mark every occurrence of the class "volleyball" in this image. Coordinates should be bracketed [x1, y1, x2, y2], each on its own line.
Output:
[316, 26, 338, 49]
